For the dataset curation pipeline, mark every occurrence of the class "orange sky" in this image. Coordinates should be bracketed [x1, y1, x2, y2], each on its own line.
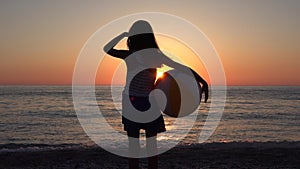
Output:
[0, 1, 299, 86]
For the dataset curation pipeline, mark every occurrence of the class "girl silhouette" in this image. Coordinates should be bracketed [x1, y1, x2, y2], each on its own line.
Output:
[104, 20, 208, 169]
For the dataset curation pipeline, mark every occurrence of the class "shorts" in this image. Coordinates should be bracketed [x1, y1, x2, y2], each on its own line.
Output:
[122, 93, 166, 134]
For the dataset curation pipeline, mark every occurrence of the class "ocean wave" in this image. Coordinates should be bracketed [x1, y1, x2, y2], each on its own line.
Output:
[179, 141, 300, 149]
[1, 141, 300, 153]
[0, 143, 97, 153]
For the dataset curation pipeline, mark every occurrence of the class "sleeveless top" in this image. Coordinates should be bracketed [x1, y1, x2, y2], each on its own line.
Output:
[123, 50, 162, 97]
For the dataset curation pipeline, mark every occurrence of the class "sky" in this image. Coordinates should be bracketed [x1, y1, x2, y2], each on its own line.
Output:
[0, 0, 299, 86]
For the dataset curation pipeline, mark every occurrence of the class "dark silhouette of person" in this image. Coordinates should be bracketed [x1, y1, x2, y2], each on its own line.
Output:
[104, 20, 208, 169]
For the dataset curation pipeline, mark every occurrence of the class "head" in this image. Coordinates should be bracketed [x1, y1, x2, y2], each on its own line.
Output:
[127, 20, 159, 52]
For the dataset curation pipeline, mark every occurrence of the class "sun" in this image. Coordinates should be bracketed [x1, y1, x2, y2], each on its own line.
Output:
[157, 71, 165, 79]
[155, 65, 174, 83]
[155, 70, 166, 83]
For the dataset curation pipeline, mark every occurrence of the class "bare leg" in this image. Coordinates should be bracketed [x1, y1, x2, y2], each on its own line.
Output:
[146, 131, 158, 169]
[127, 130, 140, 169]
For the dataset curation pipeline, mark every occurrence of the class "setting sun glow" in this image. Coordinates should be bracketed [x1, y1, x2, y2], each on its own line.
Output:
[155, 70, 165, 83]
[156, 71, 165, 79]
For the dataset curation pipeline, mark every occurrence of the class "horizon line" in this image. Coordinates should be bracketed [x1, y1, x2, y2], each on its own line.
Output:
[0, 84, 299, 87]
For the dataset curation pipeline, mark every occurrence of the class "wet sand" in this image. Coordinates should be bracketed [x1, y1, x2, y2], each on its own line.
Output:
[1, 142, 299, 169]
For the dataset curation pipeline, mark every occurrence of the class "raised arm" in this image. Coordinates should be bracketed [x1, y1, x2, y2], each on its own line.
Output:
[160, 53, 208, 102]
[103, 32, 130, 59]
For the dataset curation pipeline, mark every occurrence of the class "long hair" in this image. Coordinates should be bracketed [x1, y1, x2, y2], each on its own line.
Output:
[127, 20, 159, 52]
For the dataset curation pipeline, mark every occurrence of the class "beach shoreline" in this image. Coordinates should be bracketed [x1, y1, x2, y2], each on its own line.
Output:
[1, 142, 299, 169]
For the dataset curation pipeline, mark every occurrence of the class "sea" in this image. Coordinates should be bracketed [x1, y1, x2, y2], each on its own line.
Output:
[0, 86, 299, 152]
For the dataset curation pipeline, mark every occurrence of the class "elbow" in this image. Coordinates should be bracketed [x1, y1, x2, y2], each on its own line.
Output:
[103, 45, 111, 53]
[103, 46, 110, 53]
